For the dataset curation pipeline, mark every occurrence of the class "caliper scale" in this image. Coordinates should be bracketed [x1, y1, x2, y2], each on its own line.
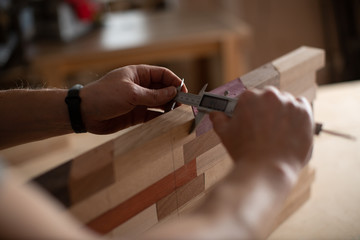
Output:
[174, 79, 238, 132]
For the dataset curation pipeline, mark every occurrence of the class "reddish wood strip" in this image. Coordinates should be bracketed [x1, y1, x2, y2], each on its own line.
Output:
[87, 173, 175, 234]
[174, 158, 197, 188]
[87, 158, 197, 234]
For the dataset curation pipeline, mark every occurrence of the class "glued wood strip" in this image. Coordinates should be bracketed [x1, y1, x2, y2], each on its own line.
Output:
[87, 159, 197, 234]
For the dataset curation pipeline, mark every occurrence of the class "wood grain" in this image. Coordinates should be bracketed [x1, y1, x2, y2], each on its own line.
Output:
[111, 204, 158, 239]
[241, 63, 280, 89]
[87, 158, 197, 234]
[183, 129, 221, 164]
[69, 140, 115, 204]
[272, 46, 325, 89]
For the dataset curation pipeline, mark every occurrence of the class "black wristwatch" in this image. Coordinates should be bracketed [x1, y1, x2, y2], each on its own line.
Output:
[65, 84, 87, 133]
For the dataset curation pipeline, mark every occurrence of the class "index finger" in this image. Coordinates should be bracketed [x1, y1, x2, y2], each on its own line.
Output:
[136, 65, 188, 92]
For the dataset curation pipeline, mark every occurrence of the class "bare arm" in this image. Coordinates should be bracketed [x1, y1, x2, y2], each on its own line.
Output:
[0, 65, 185, 149]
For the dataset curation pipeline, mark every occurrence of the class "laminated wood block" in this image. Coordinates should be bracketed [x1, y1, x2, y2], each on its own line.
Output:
[69, 141, 115, 204]
[111, 204, 158, 239]
[272, 46, 325, 89]
[183, 129, 221, 164]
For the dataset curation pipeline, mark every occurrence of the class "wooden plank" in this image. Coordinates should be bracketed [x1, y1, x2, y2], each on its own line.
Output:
[280, 71, 316, 96]
[87, 173, 175, 234]
[113, 106, 194, 157]
[240, 63, 280, 89]
[69, 185, 113, 223]
[156, 174, 205, 221]
[183, 129, 221, 164]
[196, 143, 229, 175]
[87, 158, 197, 234]
[272, 46, 325, 89]
[69, 140, 115, 204]
[156, 192, 178, 221]
[112, 133, 175, 206]
[271, 166, 315, 231]
[204, 154, 234, 190]
[111, 204, 158, 239]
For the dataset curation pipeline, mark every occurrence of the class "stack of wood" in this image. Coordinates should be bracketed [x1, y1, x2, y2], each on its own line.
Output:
[30, 46, 325, 238]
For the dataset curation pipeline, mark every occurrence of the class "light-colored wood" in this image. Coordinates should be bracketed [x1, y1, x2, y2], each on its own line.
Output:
[69, 141, 115, 204]
[111, 204, 158, 239]
[204, 154, 234, 190]
[272, 46, 325, 89]
[196, 143, 230, 176]
[270, 80, 360, 239]
[241, 63, 280, 89]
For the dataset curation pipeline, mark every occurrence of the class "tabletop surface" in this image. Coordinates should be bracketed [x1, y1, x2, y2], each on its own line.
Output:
[270, 80, 360, 239]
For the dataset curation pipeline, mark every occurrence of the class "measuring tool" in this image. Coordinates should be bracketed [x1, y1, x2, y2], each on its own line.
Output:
[173, 79, 356, 141]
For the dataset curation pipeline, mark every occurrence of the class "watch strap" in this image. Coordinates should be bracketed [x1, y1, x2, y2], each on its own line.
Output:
[65, 84, 87, 133]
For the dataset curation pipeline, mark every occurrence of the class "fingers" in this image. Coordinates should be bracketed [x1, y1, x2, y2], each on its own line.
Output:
[130, 84, 177, 107]
[136, 65, 188, 92]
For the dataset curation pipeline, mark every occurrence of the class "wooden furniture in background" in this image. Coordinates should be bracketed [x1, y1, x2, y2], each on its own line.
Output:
[2, 46, 326, 238]
[27, 9, 251, 91]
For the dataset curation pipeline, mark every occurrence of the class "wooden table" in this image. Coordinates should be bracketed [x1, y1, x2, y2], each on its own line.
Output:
[270, 80, 360, 239]
[27, 9, 251, 89]
[2, 81, 360, 238]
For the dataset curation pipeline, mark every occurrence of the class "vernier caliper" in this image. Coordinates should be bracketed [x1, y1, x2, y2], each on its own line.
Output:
[172, 79, 356, 141]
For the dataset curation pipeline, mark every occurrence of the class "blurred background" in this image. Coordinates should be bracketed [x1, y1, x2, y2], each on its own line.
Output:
[1, 0, 359, 92]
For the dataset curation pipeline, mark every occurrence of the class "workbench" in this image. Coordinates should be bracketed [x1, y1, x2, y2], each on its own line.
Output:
[270, 80, 360, 239]
[27, 9, 250, 90]
[2, 80, 360, 238]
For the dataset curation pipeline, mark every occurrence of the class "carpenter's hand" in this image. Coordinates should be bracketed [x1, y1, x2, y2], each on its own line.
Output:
[81, 65, 187, 134]
[210, 87, 314, 172]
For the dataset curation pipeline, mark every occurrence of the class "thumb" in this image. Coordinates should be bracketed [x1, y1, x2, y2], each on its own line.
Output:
[131, 85, 177, 107]
[209, 111, 230, 137]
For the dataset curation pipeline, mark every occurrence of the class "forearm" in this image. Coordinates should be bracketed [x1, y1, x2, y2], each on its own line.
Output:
[0, 89, 73, 149]
[0, 169, 100, 240]
[199, 159, 299, 238]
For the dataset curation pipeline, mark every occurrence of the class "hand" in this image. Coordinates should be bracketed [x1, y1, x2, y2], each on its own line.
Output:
[210, 87, 314, 172]
[80, 65, 187, 134]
